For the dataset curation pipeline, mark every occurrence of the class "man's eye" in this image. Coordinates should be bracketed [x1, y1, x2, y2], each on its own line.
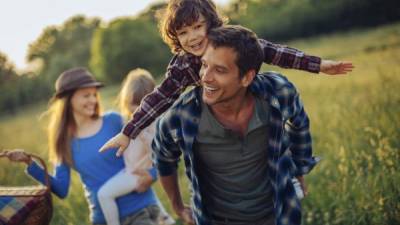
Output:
[216, 68, 226, 73]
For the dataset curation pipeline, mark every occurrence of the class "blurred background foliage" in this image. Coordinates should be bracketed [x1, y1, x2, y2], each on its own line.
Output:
[1, 0, 399, 114]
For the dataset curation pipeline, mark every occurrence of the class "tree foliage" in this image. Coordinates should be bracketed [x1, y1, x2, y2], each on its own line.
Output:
[28, 15, 101, 85]
[90, 5, 170, 83]
[0, 52, 47, 114]
[226, 0, 400, 41]
[1, 0, 400, 114]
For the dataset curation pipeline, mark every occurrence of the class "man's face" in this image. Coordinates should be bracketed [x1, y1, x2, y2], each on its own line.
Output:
[200, 45, 248, 106]
[176, 14, 208, 56]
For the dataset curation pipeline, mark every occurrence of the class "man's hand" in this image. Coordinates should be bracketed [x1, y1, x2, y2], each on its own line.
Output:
[133, 170, 154, 193]
[296, 176, 308, 197]
[177, 206, 195, 225]
[99, 133, 130, 157]
[320, 60, 354, 75]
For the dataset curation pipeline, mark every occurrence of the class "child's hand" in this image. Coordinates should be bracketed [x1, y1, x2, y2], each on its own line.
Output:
[320, 60, 354, 75]
[99, 133, 130, 157]
[133, 170, 154, 192]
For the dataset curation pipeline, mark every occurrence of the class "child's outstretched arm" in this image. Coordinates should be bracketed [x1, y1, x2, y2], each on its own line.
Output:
[99, 38, 354, 155]
[259, 39, 354, 75]
[99, 54, 202, 156]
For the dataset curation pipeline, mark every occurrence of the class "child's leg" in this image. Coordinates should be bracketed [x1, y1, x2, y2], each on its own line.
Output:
[98, 170, 139, 225]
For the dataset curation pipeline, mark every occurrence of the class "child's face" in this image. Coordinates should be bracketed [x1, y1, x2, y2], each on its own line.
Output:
[176, 14, 208, 56]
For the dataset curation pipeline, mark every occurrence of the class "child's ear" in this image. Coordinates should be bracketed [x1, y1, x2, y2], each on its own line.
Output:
[241, 69, 256, 87]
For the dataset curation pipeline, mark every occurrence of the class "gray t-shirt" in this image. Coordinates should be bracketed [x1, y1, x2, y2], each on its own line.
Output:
[193, 96, 274, 221]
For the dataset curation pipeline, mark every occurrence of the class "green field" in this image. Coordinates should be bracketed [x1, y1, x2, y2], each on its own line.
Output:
[1, 23, 399, 225]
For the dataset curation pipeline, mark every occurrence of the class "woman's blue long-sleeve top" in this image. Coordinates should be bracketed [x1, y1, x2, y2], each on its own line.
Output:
[27, 112, 158, 224]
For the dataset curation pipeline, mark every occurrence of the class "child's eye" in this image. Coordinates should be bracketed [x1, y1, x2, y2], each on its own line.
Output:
[177, 31, 187, 36]
[195, 24, 202, 29]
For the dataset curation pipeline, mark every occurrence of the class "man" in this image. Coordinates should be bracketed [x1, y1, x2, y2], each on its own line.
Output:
[152, 25, 318, 225]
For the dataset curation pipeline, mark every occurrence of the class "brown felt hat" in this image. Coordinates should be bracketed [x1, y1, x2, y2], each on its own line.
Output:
[54, 67, 104, 98]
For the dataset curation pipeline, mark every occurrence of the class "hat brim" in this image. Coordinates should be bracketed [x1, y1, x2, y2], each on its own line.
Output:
[55, 82, 104, 98]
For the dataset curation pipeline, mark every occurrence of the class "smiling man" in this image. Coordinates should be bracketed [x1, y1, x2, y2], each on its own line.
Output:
[152, 25, 318, 225]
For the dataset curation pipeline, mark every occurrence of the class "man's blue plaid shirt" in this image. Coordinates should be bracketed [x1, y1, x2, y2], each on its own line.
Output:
[152, 72, 319, 225]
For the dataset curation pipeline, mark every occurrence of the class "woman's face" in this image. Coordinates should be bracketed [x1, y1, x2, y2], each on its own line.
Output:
[176, 14, 208, 56]
[71, 87, 98, 118]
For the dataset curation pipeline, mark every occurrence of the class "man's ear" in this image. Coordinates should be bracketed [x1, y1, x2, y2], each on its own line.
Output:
[241, 69, 256, 87]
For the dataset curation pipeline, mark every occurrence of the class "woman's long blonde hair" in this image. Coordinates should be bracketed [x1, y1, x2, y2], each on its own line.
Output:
[45, 91, 101, 166]
[117, 68, 155, 119]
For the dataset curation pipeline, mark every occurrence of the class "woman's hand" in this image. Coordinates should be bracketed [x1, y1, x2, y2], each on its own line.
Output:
[4, 149, 32, 165]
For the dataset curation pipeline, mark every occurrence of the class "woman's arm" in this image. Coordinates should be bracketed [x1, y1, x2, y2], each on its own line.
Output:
[6, 149, 71, 199]
[27, 161, 71, 199]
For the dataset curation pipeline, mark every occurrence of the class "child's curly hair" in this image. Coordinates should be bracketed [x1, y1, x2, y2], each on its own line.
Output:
[157, 0, 227, 54]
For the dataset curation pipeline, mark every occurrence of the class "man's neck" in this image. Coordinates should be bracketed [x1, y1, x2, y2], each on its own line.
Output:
[209, 93, 255, 137]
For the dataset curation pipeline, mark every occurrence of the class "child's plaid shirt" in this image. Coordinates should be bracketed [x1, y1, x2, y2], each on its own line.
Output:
[122, 39, 321, 139]
[152, 72, 319, 225]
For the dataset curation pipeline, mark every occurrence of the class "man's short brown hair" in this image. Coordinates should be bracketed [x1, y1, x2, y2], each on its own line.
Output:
[207, 25, 264, 78]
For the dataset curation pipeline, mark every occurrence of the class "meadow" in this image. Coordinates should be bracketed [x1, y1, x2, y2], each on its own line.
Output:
[1, 22, 399, 225]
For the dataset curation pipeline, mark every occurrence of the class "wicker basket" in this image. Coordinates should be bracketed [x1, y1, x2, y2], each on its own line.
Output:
[0, 152, 53, 225]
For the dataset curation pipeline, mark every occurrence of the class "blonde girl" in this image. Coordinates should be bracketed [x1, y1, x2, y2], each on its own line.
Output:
[98, 68, 175, 225]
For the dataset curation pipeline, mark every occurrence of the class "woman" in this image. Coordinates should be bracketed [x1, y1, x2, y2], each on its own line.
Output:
[6, 67, 160, 225]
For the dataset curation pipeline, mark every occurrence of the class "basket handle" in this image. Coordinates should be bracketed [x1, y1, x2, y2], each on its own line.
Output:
[0, 151, 51, 192]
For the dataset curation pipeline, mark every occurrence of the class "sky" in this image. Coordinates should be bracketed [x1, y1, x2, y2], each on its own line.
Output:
[0, 0, 230, 70]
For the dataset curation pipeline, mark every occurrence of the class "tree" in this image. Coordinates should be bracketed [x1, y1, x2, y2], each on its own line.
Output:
[27, 15, 101, 86]
[90, 4, 170, 83]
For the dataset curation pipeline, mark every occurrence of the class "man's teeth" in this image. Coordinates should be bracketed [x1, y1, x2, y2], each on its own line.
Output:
[205, 86, 217, 91]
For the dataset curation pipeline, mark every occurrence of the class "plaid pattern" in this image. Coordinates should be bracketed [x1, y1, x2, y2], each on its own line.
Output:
[0, 194, 43, 225]
[122, 39, 321, 138]
[152, 72, 319, 225]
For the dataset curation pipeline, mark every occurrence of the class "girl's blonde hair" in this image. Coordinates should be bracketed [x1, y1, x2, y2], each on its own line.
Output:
[46, 91, 101, 166]
[117, 68, 155, 119]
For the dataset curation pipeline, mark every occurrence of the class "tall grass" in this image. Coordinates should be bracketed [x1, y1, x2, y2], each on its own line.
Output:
[1, 23, 399, 225]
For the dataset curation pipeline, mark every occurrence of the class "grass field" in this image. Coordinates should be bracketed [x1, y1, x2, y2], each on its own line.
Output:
[1, 22, 399, 225]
